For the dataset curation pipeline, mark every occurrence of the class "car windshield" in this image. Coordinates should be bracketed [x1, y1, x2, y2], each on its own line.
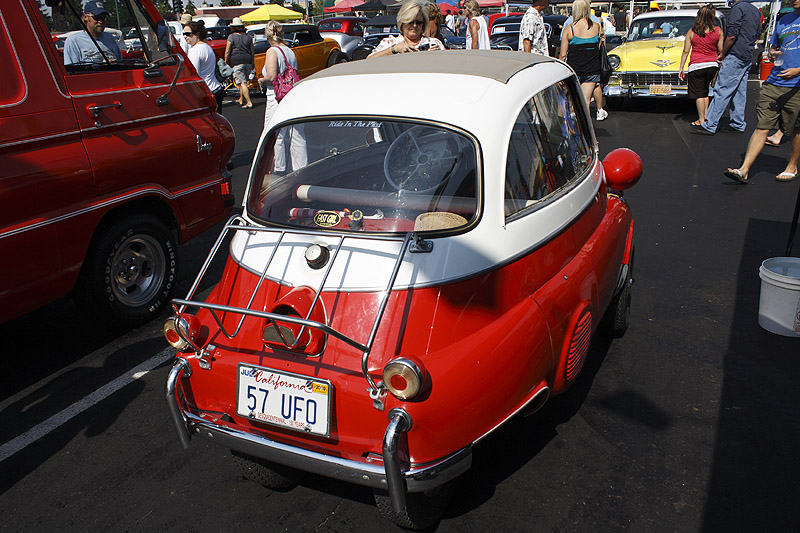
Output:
[627, 16, 694, 40]
[247, 119, 479, 233]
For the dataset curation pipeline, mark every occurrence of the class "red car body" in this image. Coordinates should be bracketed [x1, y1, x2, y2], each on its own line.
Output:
[1, 0, 235, 325]
[165, 52, 641, 529]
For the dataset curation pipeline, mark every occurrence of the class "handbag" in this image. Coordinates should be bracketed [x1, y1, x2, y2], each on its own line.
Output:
[272, 46, 300, 102]
[599, 41, 612, 85]
[215, 58, 233, 84]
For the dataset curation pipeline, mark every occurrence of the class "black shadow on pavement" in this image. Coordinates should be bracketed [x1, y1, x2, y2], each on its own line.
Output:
[702, 217, 800, 529]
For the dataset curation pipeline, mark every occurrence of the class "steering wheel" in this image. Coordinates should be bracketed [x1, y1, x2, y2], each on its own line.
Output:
[383, 126, 461, 193]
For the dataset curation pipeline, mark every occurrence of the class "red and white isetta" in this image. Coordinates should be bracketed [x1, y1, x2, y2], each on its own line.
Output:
[165, 52, 642, 528]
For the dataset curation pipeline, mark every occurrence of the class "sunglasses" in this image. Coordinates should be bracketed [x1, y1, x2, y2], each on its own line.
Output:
[88, 12, 108, 22]
[408, 19, 425, 26]
[183, 32, 194, 37]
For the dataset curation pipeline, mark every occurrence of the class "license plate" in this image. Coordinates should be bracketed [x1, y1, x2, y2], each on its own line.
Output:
[649, 84, 671, 95]
[236, 364, 332, 437]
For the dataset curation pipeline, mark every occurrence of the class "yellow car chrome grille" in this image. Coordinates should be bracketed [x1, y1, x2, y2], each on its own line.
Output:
[618, 72, 685, 86]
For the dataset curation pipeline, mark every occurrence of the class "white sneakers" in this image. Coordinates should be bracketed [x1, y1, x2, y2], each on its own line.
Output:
[596, 108, 608, 121]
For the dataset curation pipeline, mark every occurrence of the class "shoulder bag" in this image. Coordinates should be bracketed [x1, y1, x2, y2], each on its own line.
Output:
[215, 58, 233, 84]
[273, 46, 300, 102]
[599, 41, 611, 85]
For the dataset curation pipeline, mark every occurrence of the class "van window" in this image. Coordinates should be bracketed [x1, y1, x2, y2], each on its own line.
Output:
[504, 79, 593, 217]
[44, 0, 172, 72]
[0, 21, 24, 105]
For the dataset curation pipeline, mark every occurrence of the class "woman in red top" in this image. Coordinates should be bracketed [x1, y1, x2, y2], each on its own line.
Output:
[679, 6, 723, 125]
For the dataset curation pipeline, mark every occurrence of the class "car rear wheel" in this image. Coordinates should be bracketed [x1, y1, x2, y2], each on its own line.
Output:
[603, 247, 634, 338]
[327, 50, 348, 67]
[373, 483, 454, 531]
[231, 450, 304, 490]
[74, 214, 177, 327]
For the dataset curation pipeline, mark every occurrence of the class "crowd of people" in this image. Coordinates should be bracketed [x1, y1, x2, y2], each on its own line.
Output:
[162, 0, 799, 184]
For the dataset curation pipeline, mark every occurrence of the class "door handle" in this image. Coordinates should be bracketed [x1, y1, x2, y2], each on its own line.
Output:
[87, 102, 122, 127]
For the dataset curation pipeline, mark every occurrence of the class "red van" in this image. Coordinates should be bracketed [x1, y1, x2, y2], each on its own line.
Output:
[0, 0, 235, 326]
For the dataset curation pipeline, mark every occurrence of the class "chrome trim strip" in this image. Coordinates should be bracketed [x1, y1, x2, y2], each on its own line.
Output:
[0, 129, 82, 149]
[473, 385, 550, 445]
[0, 178, 223, 240]
[1, 4, 28, 108]
[69, 79, 205, 99]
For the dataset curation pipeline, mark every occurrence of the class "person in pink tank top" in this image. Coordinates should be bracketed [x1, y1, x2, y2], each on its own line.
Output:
[679, 6, 724, 125]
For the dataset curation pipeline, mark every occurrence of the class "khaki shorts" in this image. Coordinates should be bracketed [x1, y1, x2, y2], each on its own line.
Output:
[232, 63, 253, 85]
[756, 83, 800, 135]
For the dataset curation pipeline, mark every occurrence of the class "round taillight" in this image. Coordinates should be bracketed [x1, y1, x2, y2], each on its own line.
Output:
[383, 358, 425, 400]
[602, 148, 643, 191]
[163, 315, 199, 351]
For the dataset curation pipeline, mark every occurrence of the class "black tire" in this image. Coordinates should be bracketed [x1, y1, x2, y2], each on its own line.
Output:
[373, 483, 454, 531]
[74, 214, 177, 327]
[327, 51, 348, 67]
[603, 248, 634, 338]
[231, 450, 304, 491]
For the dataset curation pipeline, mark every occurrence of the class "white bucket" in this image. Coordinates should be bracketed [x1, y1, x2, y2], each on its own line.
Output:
[758, 257, 800, 337]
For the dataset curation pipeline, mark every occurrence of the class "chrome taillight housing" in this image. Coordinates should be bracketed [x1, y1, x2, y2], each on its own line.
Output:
[163, 315, 200, 351]
[383, 357, 426, 400]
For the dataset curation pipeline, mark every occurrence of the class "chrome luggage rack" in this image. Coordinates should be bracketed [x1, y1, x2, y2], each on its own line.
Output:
[171, 215, 433, 410]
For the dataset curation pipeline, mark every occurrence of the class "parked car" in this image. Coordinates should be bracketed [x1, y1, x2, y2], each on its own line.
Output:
[351, 14, 398, 60]
[1, 0, 235, 325]
[317, 16, 368, 59]
[243, 24, 346, 93]
[489, 13, 567, 57]
[206, 26, 232, 59]
[164, 50, 641, 529]
[604, 8, 725, 99]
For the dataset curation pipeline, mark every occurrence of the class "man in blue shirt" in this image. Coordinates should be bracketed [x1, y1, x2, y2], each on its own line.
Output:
[63, 0, 122, 66]
[724, 0, 800, 183]
[692, 0, 761, 135]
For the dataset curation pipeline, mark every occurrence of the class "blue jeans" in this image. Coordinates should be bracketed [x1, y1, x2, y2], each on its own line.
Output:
[702, 54, 751, 133]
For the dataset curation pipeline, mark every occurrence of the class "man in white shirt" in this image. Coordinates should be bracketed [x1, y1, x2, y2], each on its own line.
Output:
[63, 0, 121, 65]
[518, 0, 551, 55]
[177, 13, 192, 53]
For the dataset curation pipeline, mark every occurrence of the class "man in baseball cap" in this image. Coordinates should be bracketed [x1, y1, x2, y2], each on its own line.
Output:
[63, 1, 121, 65]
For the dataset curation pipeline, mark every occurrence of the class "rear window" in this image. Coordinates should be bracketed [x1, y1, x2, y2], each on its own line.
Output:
[247, 119, 479, 233]
[319, 21, 343, 31]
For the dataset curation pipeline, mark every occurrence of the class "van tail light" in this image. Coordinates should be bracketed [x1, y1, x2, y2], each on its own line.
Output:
[383, 358, 426, 400]
[164, 314, 200, 351]
[220, 180, 231, 196]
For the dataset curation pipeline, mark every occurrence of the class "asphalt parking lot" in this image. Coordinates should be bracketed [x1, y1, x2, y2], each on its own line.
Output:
[0, 81, 798, 531]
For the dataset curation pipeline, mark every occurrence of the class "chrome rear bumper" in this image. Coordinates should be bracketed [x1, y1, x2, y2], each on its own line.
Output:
[166, 358, 471, 510]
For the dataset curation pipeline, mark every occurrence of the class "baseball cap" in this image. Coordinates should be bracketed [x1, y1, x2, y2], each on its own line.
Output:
[180, 13, 193, 24]
[83, 1, 109, 16]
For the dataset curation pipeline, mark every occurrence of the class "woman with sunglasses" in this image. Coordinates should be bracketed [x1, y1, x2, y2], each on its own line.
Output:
[183, 21, 225, 113]
[368, 0, 443, 58]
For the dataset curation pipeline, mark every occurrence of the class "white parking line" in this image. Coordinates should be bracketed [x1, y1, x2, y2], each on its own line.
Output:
[0, 349, 174, 464]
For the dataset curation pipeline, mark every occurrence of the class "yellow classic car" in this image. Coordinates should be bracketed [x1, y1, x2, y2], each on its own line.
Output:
[605, 9, 725, 99]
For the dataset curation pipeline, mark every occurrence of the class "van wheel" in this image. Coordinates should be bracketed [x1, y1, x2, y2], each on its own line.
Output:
[74, 214, 177, 327]
[231, 450, 304, 490]
[373, 483, 453, 530]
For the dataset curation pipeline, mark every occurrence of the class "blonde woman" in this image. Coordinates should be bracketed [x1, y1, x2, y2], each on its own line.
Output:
[368, 0, 444, 57]
[560, 0, 603, 111]
[464, 0, 489, 50]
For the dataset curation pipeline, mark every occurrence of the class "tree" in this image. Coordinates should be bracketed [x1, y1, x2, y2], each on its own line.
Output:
[185, 0, 197, 15]
[291, 3, 305, 16]
[153, 0, 172, 17]
[220, 0, 242, 6]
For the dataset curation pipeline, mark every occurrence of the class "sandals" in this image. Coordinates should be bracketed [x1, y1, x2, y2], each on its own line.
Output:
[776, 171, 799, 182]
[690, 120, 702, 126]
[765, 139, 781, 147]
[724, 169, 749, 184]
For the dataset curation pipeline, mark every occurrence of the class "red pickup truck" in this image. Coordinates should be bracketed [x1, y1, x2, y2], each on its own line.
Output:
[0, 0, 235, 326]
